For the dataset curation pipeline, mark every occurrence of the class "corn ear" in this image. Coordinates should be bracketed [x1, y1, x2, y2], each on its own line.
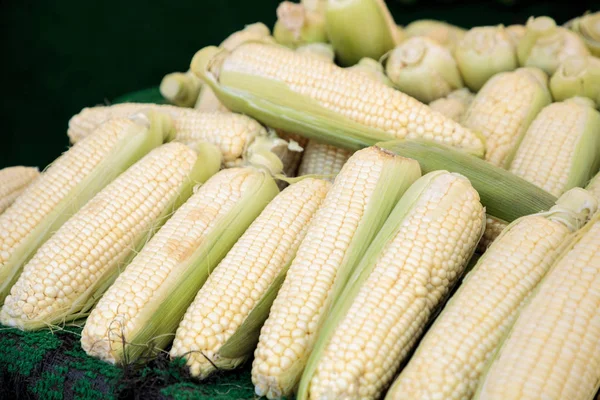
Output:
[550, 55, 600, 107]
[298, 171, 485, 400]
[0, 112, 170, 305]
[160, 71, 202, 107]
[565, 11, 600, 56]
[325, 0, 399, 66]
[586, 171, 600, 201]
[404, 19, 466, 51]
[377, 139, 557, 222]
[297, 141, 352, 181]
[385, 37, 464, 103]
[455, 26, 518, 91]
[273, 1, 327, 49]
[191, 42, 485, 156]
[0, 167, 40, 214]
[428, 88, 474, 122]
[81, 166, 277, 364]
[477, 215, 508, 253]
[194, 84, 229, 112]
[346, 58, 393, 86]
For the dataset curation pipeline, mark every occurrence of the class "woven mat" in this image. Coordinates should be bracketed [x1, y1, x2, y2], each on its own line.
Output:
[0, 325, 258, 400]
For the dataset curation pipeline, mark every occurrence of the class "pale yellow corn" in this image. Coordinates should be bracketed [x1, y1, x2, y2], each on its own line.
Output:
[68, 103, 267, 166]
[302, 171, 484, 400]
[428, 88, 475, 122]
[211, 42, 485, 156]
[252, 147, 421, 399]
[477, 215, 508, 253]
[81, 167, 276, 364]
[509, 99, 600, 197]
[0, 142, 207, 329]
[386, 188, 597, 400]
[0, 167, 40, 214]
[586, 171, 600, 201]
[170, 178, 330, 378]
[462, 68, 552, 167]
[297, 141, 352, 182]
[474, 212, 600, 400]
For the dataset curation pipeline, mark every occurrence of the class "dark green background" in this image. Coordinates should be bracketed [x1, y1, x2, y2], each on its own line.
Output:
[0, 0, 595, 169]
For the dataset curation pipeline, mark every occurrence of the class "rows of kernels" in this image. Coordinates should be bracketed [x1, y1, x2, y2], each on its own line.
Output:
[251, 148, 388, 398]
[509, 101, 592, 196]
[67, 104, 152, 143]
[0, 143, 196, 326]
[0, 167, 40, 214]
[220, 43, 484, 154]
[308, 173, 484, 400]
[462, 69, 548, 167]
[298, 141, 352, 182]
[388, 216, 570, 400]
[477, 215, 508, 252]
[476, 216, 600, 400]
[586, 172, 600, 201]
[81, 168, 266, 362]
[0, 118, 137, 267]
[170, 178, 331, 378]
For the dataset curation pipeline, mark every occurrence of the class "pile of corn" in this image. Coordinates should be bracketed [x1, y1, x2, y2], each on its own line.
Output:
[1, 2, 600, 399]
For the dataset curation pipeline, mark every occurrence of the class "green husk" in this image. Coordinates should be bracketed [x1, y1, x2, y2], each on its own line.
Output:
[219, 22, 274, 51]
[296, 42, 335, 62]
[377, 139, 557, 222]
[428, 88, 474, 122]
[194, 84, 228, 112]
[159, 71, 202, 107]
[455, 26, 518, 91]
[325, 0, 399, 66]
[566, 100, 600, 192]
[297, 171, 483, 400]
[565, 11, 600, 56]
[505, 24, 526, 46]
[404, 19, 466, 51]
[385, 36, 464, 102]
[550, 55, 600, 107]
[0, 111, 171, 305]
[273, 1, 328, 49]
[110, 167, 278, 364]
[346, 57, 393, 86]
[586, 170, 600, 200]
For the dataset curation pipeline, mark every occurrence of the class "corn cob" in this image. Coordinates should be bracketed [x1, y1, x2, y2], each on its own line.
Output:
[518, 16, 590, 75]
[325, 0, 400, 66]
[219, 22, 275, 52]
[428, 88, 474, 122]
[298, 170, 485, 400]
[385, 37, 464, 103]
[377, 139, 557, 223]
[505, 24, 526, 46]
[550, 55, 600, 107]
[296, 43, 335, 62]
[160, 71, 202, 108]
[386, 188, 597, 400]
[586, 171, 600, 201]
[477, 215, 508, 253]
[455, 26, 518, 91]
[0, 142, 221, 330]
[0, 167, 40, 214]
[346, 58, 393, 87]
[404, 19, 466, 51]
[170, 178, 329, 378]
[0, 113, 170, 305]
[462, 67, 551, 167]
[297, 141, 351, 181]
[251, 147, 421, 399]
[509, 97, 600, 196]
[192, 42, 485, 156]
[81, 166, 277, 364]
[474, 211, 600, 400]
[565, 11, 600, 56]
[273, 1, 327, 49]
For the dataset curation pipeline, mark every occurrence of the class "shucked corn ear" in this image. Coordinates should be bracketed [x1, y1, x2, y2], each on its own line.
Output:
[386, 188, 597, 400]
[428, 88, 474, 122]
[273, 1, 327, 49]
[297, 141, 352, 181]
[550, 55, 600, 107]
[517, 16, 590, 75]
[0, 113, 170, 305]
[474, 211, 600, 400]
[81, 167, 277, 364]
[191, 42, 485, 156]
[0, 142, 221, 330]
[170, 178, 329, 378]
[0, 166, 40, 214]
[462, 67, 551, 167]
[160, 71, 202, 108]
[251, 147, 421, 399]
[377, 139, 557, 223]
[565, 11, 600, 56]
[346, 58, 393, 87]
[455, 26, 518, 91]
[385, 37, 464, 103]
[587, 171, 600, 201]
[509, 98, 600, 197]
[404, 19, 466, 52]
[325, 0, 400, 66]
[477, 215, 508, 253]
[298, 171, 485, 400]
